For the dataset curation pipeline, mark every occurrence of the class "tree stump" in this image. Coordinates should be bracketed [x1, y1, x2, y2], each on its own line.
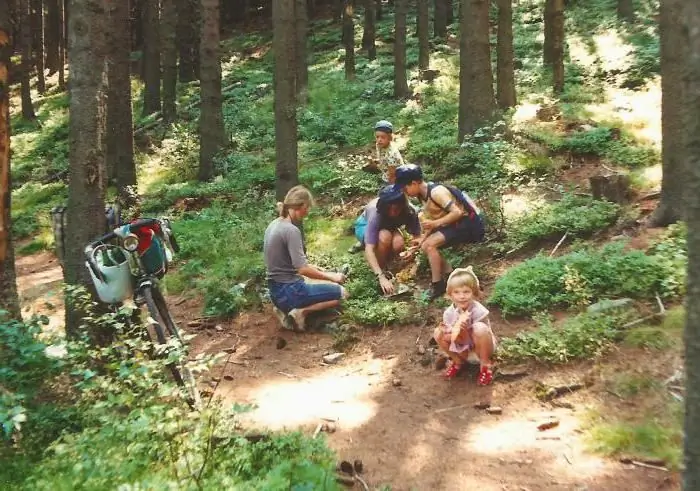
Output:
[589, 174, 631, 203]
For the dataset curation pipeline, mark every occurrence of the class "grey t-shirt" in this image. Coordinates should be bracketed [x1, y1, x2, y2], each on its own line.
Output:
[263, 217, 308, 283]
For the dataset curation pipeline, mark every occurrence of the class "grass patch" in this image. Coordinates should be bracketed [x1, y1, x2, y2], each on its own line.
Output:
[623, 305, 684, 350]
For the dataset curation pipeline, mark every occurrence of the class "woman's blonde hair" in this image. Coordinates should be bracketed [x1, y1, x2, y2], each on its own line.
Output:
[277, 185, 315, 218]
[446, 266, 480, 296]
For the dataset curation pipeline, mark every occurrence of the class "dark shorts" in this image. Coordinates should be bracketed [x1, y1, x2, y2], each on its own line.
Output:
[268, 279, 343, 314]
[436, 215, 485, 247]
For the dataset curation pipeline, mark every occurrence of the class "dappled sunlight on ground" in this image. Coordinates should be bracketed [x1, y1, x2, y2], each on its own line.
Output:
[15, 251, 65, 335]
[220, 356, 398, 431]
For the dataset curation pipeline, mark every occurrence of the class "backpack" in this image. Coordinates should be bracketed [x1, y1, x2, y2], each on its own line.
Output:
[426, 182, 480, 220]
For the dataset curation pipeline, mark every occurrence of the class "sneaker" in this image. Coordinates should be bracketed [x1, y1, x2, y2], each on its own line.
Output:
[286, 309, 306, 332]
[477, 366, 494, 386]
[427, 279, 447, 301]
[272, 306, 288, 327]
[348, 242, 363, 254]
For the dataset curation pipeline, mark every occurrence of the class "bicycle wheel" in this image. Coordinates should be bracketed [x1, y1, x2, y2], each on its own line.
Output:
[142, 285, 201, 408]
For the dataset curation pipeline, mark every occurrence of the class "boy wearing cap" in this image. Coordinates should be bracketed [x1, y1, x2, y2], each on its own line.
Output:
[363, 120, 404, 184]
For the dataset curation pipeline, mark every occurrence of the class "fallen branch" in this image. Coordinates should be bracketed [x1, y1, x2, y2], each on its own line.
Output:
[619, 457, 668, 472]
[354, 474, 370, 491]
[537, 383, 584, 401]
[277, 371, 297, 378]
[312, 423, 324, 439]
[434, 403, 471, 414]
[549, 231, 569, 257]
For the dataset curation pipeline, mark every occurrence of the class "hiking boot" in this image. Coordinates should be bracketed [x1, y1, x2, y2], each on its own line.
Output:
[272, 306, 289, 328]
[427, 279, 447, 301]
[286, 309, 306, 332]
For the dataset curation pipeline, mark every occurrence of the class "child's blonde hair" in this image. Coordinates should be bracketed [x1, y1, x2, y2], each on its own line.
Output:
[446, 266, 480, 295]
[276, 185, 315, 217]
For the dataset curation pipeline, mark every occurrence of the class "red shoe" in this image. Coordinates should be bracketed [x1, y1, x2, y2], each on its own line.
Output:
[443, 363, 462, 379]
[478, 366, 493, 386]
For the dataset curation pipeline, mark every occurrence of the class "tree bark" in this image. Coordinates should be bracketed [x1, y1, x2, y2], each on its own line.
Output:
[434, 0, 447, 39]
[57, 0, 64, 89]
[446, 0, 453, 25]
[31, 0, 45, 93]
[496, 0, 516, 109]
[198, 0, 225, 182]
[0, 1, 22, 320]
[142, 0, 161, 116]
[105, 0, 136, 194]
[273, 0, 299, 200]
[362, 0, 376, 60]
[394, 0, 409, 98]
[295, 0, 309, 103]
[45, 0, 59, 74]
[458, 0, 494, 141]
[543, 0, 554, 65]
[417, 0, 429, 71]
[651, 0, 685, 226]
[684, 2, 700, 489]
[375, 0, 382, 21]
[162, 0, 178, 122]
[19, 0, 36, 119]
[550, 0, 565, 94]
[617, 0, 635, 22]
[342, 0, 355, 80]
[177, 0, 199, 82]
[65, 0, 107, 338]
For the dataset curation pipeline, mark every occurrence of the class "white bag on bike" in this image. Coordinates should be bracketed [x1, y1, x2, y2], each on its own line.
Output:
[86, 245, 133, 304]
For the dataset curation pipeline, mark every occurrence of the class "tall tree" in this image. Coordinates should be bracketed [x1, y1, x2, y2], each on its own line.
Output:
[417, 0, 429, 72]
[434, 0, 447, 39]
[0, 1, 21, 320]
[684, 2, 700, 488]
[105, 0, 136, 194]
[19, 0, 36, 119]
[177, 0, 199, 82]
[45, 0, 59, 74]
[362, 0, 376, 60]
[547, 0, 565, 94]
[394, 0, 409, 98]
[496, 0, 516, 108]
[342, 0, 355, 80]
[295, 0, 309, 103]
[458, 0, 494, 141]
[651, 0, 685, 226]
[161, 0, 178, 122]
[57, 0, 64, 89]
[31, 0, 46, 93]
[64, 0, 107, 337]
[375, 0, 382, 21]
[142, 0, 161, 115]
[617, 0, 635, 22]
[198, 0, 225, 182]
[273, 0, 299, 199]
[446, 0, 454, 25]
[543, 0, 554, 64]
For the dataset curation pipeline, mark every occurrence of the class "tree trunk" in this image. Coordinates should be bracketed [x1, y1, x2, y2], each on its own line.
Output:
[617, 0, 634, 22]
[417, 0, 429, 71]
[496, 0, 516, 109]
[434, 0, 447, 39]
[651, 0, 685, 226]
[57, 0, 64, 89]
[375, 0, 382, 21]
[162, 0, 178, 122]
[394, 0, 409, 98]
[105, 0, 136, 194]
[273, 0, 299, 200]
[362, 0, 376, 60]
[198, 0, 225, 182]
[295, 0, 309, 103]
[684, 3, 700, 489]
[177, 0, 199, 82]
[342, 0, 355, 80]
[458, 0, 494, 141]
[446, 0, 454, 25]
[65, 0, 107, 338]
[0, 2, 22, 321]
[142, 0, 161, 116]
[550, 0, 565, 94]
[31, 0, 45, 93]
[45, 0, 59, 74]
[19, 0, 36, 119]
[543, 0, 554, 65]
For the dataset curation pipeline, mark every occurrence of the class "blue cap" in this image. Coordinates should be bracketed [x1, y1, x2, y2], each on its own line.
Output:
[378, 184, 404, 205]
[393, 163, 423, 188]
[374, 120, 393, 133]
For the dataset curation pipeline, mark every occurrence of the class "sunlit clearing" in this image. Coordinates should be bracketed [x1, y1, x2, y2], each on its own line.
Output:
[502, 193, 546, 219]
[223, 357, 397, 430]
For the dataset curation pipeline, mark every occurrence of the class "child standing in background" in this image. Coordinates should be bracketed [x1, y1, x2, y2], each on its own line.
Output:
[433, 267, 496, 385]
[363, 120, 404, 184]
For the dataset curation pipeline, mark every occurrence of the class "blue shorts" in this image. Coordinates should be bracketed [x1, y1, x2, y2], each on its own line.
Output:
[268, 279, 343, 314]
[354, 214, 368, 243]
[437, 215, 485, 247]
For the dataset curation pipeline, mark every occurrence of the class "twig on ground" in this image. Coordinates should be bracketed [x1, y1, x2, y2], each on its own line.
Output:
[550, 231, 569, 257]
[312, 423, 324, 439]
[354, 474, 370, 491]
[434, 403, 470, 414]
[619, 458, 668, 472]
[563, 453, 573, 465]
[277, 371, 297, 378]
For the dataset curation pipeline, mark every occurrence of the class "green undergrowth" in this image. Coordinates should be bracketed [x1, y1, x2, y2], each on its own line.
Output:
[490, 224, 687, 317]
[623, 305, 685, 350]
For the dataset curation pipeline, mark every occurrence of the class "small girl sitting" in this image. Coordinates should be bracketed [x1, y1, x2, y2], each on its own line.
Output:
[433, 266, 496, 385]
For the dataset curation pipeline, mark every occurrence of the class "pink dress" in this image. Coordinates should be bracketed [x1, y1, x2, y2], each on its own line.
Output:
[442, 301, 490, 353]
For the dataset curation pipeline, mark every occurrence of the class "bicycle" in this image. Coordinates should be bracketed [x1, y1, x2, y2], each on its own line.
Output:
[84, 217, 200, 408]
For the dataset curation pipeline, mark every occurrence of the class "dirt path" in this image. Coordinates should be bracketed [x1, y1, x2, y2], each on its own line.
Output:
[15, 250, 65, 334]
[177, 298, 679, 491]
